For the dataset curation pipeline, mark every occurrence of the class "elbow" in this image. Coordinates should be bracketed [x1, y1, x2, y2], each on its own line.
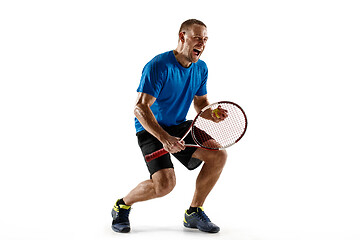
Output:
[134, 104, 141, 118]
[134, 103, 147, 119]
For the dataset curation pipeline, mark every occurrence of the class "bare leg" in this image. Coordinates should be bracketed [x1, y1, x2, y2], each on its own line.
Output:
[123, 168, 176, 205]
[190, 149, 227, 207]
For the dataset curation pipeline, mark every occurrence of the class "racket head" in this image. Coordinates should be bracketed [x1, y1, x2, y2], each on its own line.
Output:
[191, 101, 247, 150]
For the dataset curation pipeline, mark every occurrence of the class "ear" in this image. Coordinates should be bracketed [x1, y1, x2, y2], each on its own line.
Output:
[179, 32, 185, 43]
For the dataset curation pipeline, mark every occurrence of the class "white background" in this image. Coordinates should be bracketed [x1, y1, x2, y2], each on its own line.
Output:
[1, 0, 359, 240]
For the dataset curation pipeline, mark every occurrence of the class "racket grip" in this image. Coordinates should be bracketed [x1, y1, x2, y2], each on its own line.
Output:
[145, 148, 169, 162]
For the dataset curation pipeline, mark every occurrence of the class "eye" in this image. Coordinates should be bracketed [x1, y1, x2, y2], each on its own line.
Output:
[194, 36, 207, 42]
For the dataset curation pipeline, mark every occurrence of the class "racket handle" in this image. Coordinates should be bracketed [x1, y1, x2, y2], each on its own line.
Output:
[145, 148, 168, 162]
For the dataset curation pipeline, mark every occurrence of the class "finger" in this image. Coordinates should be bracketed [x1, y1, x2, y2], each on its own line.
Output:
[174, 140, 185, 151]
[178, 140, 186, 150]
[217, 106, 227, 112]
[219, 109, 228, 119]
[220, 112, 228, 119]
[174, 137, 185, 148]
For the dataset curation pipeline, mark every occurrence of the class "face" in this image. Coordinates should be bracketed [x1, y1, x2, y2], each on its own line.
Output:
[181, 24, 208, 63]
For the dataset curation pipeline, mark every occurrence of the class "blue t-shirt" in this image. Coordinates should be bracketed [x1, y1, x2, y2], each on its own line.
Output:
[135, 50, 208, 132]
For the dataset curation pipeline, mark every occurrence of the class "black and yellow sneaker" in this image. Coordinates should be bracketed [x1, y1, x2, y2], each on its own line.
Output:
[183, 207, 220, 233]
[111, 199, 131, 233]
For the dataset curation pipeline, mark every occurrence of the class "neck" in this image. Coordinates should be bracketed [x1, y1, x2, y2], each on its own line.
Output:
[173, 48, 192, 68]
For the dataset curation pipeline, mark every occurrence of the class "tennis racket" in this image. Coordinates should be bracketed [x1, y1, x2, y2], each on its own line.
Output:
[145, 101, 247, 162]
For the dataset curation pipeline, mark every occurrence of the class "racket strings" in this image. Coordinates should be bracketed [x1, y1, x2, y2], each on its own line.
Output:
[193, 103, 247, 149]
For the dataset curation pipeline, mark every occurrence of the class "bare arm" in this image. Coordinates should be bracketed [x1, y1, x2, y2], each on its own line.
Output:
[193, 94, 211, 114]
[193, 94, 228, 122]
[134, 92, 185, 153]
[194, 94, 214, 121]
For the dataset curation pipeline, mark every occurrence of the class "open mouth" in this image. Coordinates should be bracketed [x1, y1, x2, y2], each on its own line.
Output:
[193, 48, 201, 56]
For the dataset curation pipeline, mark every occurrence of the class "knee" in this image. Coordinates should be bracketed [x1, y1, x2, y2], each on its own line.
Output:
[216, 149, 227, 166]
[153, 170, 176, 197]
[155, 177, 176, 197]
[207, 150, 227, 168]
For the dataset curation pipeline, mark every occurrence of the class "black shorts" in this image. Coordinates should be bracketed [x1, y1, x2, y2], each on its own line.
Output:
[136, 120, 203, 176]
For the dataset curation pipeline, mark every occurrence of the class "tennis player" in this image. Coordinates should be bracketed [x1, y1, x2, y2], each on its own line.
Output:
[111, 19, 227, 233]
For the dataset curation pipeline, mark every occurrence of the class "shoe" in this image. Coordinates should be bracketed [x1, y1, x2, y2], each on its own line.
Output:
[183, 207, 220, 233]
[111, 199, 131, 233]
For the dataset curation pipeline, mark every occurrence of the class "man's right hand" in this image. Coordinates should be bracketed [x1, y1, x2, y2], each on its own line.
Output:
[162, 135, 186, 154]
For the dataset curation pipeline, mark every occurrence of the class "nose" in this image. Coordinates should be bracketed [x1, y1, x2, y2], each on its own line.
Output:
[199, 38, 205, 45]
[196, 41, 205, 49]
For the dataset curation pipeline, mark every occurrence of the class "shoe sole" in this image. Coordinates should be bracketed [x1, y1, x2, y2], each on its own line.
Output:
[184, 222, 219, 233]
[112, 225, 130, 233]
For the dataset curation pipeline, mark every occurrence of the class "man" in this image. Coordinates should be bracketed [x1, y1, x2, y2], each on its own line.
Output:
[111, 19, 227, 233]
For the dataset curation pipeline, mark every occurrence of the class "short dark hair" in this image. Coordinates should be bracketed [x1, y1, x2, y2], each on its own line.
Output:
[179, 19, 207, 34]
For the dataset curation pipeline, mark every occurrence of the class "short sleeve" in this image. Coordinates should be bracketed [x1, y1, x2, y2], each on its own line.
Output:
[137, 57, 164, 98]
[195, 63, 208, 96]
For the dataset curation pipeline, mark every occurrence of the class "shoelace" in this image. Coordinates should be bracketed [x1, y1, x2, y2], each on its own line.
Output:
[115, 207, 131, 222]
[197, 210, 211, 222]
[121, 208, 131, 216]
